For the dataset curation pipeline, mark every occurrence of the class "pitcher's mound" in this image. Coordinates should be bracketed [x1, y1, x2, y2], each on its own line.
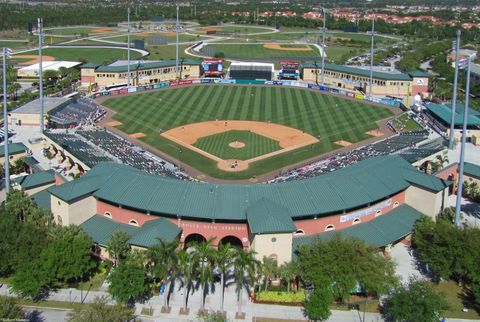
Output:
[217, 159, 249, 172]
[229, 141, 245, 149]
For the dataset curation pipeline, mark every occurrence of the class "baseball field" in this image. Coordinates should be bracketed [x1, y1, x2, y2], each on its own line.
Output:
[102, 85, 393, 179]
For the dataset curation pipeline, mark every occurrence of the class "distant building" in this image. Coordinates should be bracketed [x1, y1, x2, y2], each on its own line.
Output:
[80, 59, 203, 89]
[8, 97, 71, 126]
[447, 49, 477, 69]
[17, 61, 82, 78]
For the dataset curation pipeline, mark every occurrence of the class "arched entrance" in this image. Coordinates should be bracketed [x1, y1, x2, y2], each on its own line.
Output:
[183, 233, 207, 248]
[219, 235, 243, 248]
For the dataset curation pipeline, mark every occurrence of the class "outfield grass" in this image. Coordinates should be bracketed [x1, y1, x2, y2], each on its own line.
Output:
[44, 27, 116, 36]
[194, 130, 282, 160]
[326, 45, 365, 64]
[200, 25, 273, 34]
[201, 44, 320, 59]
[17, 47, 142, 63]
[101, 34, 206, 44]
[103, 85, 392, 179]
[146, 44, 192, 60]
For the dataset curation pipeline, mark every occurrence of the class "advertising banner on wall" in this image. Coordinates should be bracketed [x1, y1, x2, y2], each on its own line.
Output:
[308, 84, 321, 90]
[119, 88, 128, 94]
[355, 93, 365, 100]
[200, 79, 213, 84]
[216, 79, 236, 84]
[128, 87, 137, 93]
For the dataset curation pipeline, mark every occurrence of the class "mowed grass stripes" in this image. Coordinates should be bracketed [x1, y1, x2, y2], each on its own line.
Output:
[103, 85, 393, 179]
[194, 130, 281, 160]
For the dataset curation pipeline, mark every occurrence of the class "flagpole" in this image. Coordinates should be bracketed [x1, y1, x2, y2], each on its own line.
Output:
[127, 8, 131, 88]
[175, 5, 180, 79]
[38, 18, 44, 133]
[448, 30, 461, 150]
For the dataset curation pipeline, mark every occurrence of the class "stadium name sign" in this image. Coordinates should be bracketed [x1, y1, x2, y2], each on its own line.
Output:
[92, 79, 401, 108]
[340, 199, 392, 223]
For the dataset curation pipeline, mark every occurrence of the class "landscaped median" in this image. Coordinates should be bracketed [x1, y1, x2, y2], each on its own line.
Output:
[255, 291, 305, 306]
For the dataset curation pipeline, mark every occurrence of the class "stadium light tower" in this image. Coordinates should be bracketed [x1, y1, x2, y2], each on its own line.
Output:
[448, 30, 461, 150]
[127, 8, 131, 88]
[368, 12, 375, 99]
[38, 18, 44, 132]
[2, 47, 12, 197]
[321, 7, 327, 86]
[454, 56, 472, 227]
[175, 5, 180, 79]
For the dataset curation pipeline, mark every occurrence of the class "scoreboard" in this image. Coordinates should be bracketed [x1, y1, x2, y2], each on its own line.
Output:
[202, 59, 224, 77]
[279, 61, 300, 80]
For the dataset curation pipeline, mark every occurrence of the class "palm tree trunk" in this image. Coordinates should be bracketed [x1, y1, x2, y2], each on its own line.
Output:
[183, 281, 188, 311]
[264, 278, 268, 293]
[201, 283, 206, 311]
[220, 272, 225, 312]
[237, 287, 243, 316]
[287, 280, 290, 293]
[163, 278, 169, 308]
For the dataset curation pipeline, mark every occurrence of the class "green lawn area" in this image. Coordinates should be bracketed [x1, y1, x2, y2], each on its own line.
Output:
[432, 281, 480, 319]
[201, 44, 320, 60]
[100, 34, 206, 44]
[146, 44, 192, 60]
[391, 113, 422, 132]
[44, 27, 117, 36]
[0, 40, 30, 49]
[103, 85, 392, 179]
[194, 130, 282, 160]
[203, 25, 273, 34]
[16, 47, 142, 63]
[326, 45, 366, 64]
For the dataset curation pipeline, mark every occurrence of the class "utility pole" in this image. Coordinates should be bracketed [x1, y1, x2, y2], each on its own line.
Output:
[38, 18, 44, 132]
[369, 13, 375, 98]
[321, 7, 326, 86]
[175, 5, 180, 79]
[127, 8, 131, 88]
[449, 29, 461, 150]
[454, 57, 472, 227]
[2, 47, 12, 197]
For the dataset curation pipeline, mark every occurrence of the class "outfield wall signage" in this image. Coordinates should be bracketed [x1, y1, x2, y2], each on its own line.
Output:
[355, 93, 365, 100]
[307, 84, 321, 90]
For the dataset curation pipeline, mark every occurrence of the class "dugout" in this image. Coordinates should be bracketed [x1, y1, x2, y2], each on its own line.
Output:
[229, 62, 274, 81]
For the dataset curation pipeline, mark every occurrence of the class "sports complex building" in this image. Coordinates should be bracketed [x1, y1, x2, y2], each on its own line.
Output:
[26, 154, 452, 264]
[80, 59, 429, 104]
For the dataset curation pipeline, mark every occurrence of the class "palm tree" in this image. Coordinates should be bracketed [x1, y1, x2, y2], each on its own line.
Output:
[177, 249, 199, 314]
[435, 155, 449, 171]
[233, 248, 258, 319]
[279, 261, 298, 293]
[192, 239, 215, 312]
[261, 256, 278, 293]
[215, 243, 236, 312]
[147, 239, 179, 312]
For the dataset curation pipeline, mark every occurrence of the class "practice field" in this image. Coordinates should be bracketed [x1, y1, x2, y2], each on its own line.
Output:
[200, 44, 320, 59]
[194, 130, 282, 160]
[44, 27, 117, 35]
[16, 47, 142, 63]
[102, 85, 393, 179]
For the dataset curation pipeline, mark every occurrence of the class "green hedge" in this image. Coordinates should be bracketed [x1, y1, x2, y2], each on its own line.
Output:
[256, 291, 305, 303]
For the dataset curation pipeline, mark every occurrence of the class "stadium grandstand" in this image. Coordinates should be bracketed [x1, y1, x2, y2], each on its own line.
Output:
[31, 154, 450, 264]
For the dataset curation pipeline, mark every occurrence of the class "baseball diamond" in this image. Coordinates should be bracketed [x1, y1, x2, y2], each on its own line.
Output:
[193, 130, 282, 160]
[101, 85, 394, 179]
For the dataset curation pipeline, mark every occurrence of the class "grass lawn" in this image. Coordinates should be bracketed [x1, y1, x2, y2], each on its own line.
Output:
[391, 113, 422, 132]
[146, 44, 193, 60]
[16, 47, 142, 63]
[44, 27, 116, 36]
[432, 281, 480, 319]
[103, 85, 392, 179]
[100, 34, 206, 44]
[326, 45, 366, 64]
[76, 272, 106, 291]
[0, 40, 30, 49]
[194, 130, 282, 160]
[200, 25, 273, 34]
[201, 44, 320, 60]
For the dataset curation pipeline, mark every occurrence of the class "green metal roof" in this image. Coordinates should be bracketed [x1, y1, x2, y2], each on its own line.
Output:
[80, 62, 101, 69]
[464, 162, 480, 179]
[21, 156, 39, 167]
[0, 143, 27, 157]
[95, 59, 202, 73]
[50, 155, 449, 223]
[80, 215, 181, 247]
[292, 204, 423, 249]
[407, 70, 431, 77]
[246, 198, 296, 234]
[302, 62, 412, 81]
[31, 189, 51, 210]
[14, 170, 55, 190]
[425, 102, 480, 127]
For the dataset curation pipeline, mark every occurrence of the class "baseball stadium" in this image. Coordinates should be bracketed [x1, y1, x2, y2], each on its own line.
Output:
[7, 22, 455, 265]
